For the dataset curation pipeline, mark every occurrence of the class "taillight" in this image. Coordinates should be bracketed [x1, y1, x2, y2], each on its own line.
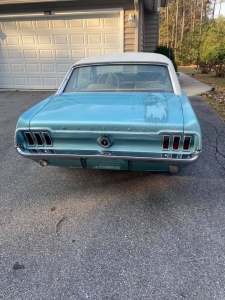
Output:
[42, 132, 52, 146]
[34, 132, 43, 146]
[183, 136, 191, 151]
[24, 132, 35, 146]
[162, 135, 170, 150]
[172, 136, 180, 150]
[23, 131, 52, 147]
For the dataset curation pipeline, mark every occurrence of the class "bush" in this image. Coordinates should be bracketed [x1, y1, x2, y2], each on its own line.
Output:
[154, 45, 178, 72]
[197, 61, 213, 74]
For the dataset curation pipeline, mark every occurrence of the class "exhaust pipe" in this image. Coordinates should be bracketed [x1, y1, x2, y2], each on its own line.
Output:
[39, 159, 49, 167]
[168, 164, 179, 173]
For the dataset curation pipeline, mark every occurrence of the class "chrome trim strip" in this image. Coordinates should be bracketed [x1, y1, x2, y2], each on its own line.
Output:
[20, 128, 184, 136]
[16, 148, 201, 164]
[51, 130, 184, 136]
[56, 67, 74, 95]
[16, 128, 186, 136]
[182, 136, 192, 151]
[172, 135, 181, 151]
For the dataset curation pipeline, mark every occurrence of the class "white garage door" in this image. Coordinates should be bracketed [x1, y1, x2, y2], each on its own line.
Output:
[0, 11, 123, 89]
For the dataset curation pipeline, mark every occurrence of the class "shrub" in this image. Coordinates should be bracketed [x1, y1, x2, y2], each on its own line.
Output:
[154, 45, 178, 72]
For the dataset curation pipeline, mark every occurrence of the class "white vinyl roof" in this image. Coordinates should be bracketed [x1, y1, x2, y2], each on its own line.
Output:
[74, 53, 170, 66]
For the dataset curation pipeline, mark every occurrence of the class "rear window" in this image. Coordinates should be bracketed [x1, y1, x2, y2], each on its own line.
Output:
[63, 64, 174, 93]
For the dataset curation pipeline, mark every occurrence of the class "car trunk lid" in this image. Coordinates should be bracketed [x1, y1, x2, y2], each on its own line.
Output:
[29, 92, 184, 133]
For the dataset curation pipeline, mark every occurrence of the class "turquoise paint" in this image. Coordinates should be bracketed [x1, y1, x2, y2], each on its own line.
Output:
[15, 91, 202, 172]
[16, 95, 54, 130]
[29, 92, 183, 133]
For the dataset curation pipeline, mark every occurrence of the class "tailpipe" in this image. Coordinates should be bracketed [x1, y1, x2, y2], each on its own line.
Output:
[39, 159, 50, 167]
[168, 164, 179, 173]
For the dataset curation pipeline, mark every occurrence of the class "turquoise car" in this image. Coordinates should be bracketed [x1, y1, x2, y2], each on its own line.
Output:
[15, 53, 202, 173]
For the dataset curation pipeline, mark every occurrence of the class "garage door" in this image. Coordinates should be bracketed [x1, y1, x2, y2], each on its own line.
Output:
[0, 11, 123, 89]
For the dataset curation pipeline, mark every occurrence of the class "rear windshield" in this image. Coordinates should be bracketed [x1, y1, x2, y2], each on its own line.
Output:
[63, 64, 174, 93]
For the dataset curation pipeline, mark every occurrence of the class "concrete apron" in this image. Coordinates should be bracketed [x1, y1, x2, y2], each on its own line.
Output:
[178, 72, 211, 97]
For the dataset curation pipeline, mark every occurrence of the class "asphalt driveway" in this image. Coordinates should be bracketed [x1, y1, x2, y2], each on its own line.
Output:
[0, 91, 225, 300]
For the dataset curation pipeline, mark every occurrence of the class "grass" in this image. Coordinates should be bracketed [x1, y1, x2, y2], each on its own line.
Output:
[179, 65, 225, 121]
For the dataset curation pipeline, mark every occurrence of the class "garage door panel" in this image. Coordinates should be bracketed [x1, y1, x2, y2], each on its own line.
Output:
[88, 49, 103, 56]
[35, 20, 51, 29]
[4, 22, 17, 30]
[28, 78, 42, 86]
[54, 35, 68, 45]
[37, 35, 52, 45]
[0, 50, 7, 59]
[87, 34, 102, 44]
[104, 34, 119, 43]
[19, 21, 34, 30]
[24, 50, 38, 59]
[55, 50, 70, 59]
[0, 63, 9, 71]
[70, 35, 84, 44]
[6, 36, 20, 45]
[26, 63, 40, 72]
[0, 13, 122, 89]
[71, 50, 85, 59]
[41, 64, 55, 72]
[0, 78, 11, 85]
[69, 19, 84, 28]
[22, 36, 36, 45]
[104, 49, 119, 54]
[87, 18, 101, 27]
[11, 64, 25, 72]
[103, 18, 119, 27]
[43, 77, 57, 87]
[13, 78, 27, 85]
[40, 50, 53, 59]
[52, 20, 67, 28]
[9, 50, 23, 59]
[57, 64, 70, 72]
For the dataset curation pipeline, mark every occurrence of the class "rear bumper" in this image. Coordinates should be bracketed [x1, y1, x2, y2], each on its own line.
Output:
[16, 147, 201, 164]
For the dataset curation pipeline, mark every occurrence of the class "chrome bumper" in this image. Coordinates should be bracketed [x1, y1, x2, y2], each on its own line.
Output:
[16, 148, 201, 164]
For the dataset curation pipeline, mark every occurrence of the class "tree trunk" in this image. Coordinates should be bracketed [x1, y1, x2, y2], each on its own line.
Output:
[175, 0, 180, 56]
[166, 6, 169, 47]
[192, 0, 196, 31]
[219, 0, 224, 15]
[212, 0, 217, 18]
[181, 4, 185, 43]
[200, 0, 204, 34]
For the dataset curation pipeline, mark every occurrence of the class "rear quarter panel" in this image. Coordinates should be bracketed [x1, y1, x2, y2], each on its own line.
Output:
[16, 96, 54, 131]
[180, 91, 202, 150]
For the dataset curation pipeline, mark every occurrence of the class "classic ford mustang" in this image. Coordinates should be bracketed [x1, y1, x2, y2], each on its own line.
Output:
[15, 53, 202, 173]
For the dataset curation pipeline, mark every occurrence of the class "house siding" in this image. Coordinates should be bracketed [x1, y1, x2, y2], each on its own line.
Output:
[124, 10, 136, 52]
[138, 0, 144, 52]
[143, 9, 159, 52]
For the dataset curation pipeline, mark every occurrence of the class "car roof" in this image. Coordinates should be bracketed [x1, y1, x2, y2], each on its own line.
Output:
[73, 52, 172, 66]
